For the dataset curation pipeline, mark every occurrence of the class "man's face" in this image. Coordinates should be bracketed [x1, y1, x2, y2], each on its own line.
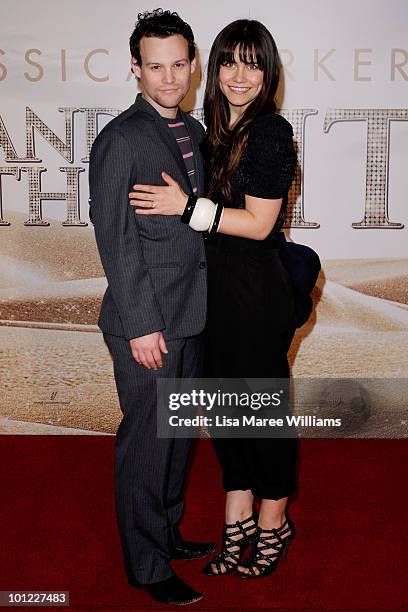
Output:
[132, 34, 196, 116]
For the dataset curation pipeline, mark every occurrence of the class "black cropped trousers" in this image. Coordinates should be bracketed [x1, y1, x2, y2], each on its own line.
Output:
[204, 235, 298, 500]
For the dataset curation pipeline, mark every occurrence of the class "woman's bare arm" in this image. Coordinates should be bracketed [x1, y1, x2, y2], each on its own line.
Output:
[129, 172, 282, 241]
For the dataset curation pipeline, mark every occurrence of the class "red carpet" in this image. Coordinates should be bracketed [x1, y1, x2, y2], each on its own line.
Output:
[0, 436, 407, 611]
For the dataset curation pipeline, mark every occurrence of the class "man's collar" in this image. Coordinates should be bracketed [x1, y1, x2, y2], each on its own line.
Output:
[133, 93, 181, 121]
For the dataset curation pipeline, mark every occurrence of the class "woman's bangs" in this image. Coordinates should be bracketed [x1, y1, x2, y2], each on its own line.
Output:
[218, 37, 265, 70]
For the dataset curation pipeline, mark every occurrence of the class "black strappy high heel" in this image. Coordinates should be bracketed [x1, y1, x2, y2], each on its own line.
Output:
[202, 513, 258, 576]
[236, 513, 296, 579]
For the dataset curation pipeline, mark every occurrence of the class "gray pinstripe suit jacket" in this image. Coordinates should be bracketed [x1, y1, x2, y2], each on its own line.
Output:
[89, 94, 207, 341]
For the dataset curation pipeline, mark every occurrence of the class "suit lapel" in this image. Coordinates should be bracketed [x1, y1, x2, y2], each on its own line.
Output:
[153, 116, 192, 193]
[181, 111, 205, 197]
[133, 94, 203, 196]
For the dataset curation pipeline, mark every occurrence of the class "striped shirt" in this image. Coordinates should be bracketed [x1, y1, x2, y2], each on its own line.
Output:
[164, 115, 198, 194]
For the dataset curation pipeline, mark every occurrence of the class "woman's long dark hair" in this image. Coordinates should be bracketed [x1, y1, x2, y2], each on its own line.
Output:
[203, 19, 281, 202]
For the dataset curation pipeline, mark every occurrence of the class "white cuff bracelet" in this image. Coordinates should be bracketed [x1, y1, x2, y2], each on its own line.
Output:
[189, 198, 217, 231]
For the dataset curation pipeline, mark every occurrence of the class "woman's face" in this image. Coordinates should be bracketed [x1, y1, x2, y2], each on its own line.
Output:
[218, 46, 264, 116]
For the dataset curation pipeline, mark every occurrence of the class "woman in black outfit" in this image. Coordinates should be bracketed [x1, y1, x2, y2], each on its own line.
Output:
[130, 19, 298, 579]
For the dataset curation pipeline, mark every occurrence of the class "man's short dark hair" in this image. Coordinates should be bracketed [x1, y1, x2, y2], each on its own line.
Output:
[129, 8, 196, 65]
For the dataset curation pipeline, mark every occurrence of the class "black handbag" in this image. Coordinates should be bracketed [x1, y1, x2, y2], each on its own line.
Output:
[277, 232, 321, 328]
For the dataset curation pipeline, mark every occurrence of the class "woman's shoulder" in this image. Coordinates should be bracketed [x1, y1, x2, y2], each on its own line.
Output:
[249, 112, 293, 140]
[243, 112, 297, 196]
[245, 113, 294, 163]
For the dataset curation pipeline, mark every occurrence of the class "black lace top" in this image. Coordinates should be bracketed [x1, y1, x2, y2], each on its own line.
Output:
[206, 112, 296, 241]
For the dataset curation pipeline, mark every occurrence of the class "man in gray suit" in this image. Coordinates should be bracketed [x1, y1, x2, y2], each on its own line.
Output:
[89, 9, 213, 606]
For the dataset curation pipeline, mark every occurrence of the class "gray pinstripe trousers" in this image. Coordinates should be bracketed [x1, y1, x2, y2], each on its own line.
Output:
[103, 332, 204, 585]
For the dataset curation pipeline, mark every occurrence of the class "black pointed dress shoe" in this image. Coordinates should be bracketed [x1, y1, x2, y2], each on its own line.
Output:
[130, 574, 204, 605]
[173, 538, 217, 560]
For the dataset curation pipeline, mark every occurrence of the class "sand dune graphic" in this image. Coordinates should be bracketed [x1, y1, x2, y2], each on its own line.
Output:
[0, 211, 105, 323]
[0, 255, 52, 289]
[1, 267, 407, 332]
[322, 259, 408, 305]
[312, 280, 408, 332]
[1, 210, 103, 286]
[0, 277, 105, 325]
[1, 276, 107, 301]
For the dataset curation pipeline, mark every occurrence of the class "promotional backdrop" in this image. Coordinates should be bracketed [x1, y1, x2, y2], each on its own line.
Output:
[1, 0, 407, 435]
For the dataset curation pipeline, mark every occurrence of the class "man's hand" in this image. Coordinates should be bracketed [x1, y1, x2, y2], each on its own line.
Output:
[129, 332, 168, 369]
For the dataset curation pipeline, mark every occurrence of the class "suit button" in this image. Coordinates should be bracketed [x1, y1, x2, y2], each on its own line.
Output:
[198, 261, 206, 269]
